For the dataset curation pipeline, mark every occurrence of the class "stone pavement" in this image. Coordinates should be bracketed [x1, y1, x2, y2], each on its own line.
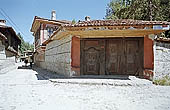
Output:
[0, 62, 170, 110]
[0, 57, 17, 74]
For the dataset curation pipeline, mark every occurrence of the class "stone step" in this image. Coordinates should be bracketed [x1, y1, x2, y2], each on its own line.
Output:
[0, 64, 17, 74]
[49, 76, 153, 86]
[0, 57, 16, 74]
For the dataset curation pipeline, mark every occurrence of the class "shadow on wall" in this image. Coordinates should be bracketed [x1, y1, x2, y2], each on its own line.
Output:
[156, 42, 170, 48]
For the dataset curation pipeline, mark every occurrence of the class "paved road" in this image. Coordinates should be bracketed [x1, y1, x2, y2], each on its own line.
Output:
[0, 63, 170, 110]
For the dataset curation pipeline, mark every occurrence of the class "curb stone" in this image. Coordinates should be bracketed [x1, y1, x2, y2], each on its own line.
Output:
[49, 78, 153, 86]
[0, 64, 17, 74]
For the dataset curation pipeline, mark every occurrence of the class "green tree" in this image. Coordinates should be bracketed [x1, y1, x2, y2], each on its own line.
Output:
[106, 0, 170, 21]
[71, 19, 76, 24]
[105, 0, 170, 37]
[105, 0, 131, 19]
[18, 33, 34, 54]
[157, 0, 170, 21]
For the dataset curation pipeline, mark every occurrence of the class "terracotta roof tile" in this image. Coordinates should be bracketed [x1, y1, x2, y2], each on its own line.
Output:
[31, 16, 72, 32]
[35, 16, 71, 24]
[64, 19, 170, 27]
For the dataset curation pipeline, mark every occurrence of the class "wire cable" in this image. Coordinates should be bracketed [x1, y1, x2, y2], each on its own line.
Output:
[0, 8, 33, 42]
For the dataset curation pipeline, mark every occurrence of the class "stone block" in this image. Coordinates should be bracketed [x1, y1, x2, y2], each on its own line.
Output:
[43, 35, 72, 76]
[154, 42, 170, 80]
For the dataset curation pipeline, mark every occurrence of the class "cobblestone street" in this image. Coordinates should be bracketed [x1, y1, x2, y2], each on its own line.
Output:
[0, 63, 170, 110]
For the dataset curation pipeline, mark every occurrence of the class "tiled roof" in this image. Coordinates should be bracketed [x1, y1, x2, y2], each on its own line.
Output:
[64, 19, 170, 27]
[34, 16, 71, 25]
[31, 16, 71, 32]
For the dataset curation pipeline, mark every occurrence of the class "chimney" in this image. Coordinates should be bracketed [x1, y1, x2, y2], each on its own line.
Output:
[0, 20, 6, 26]
[85, 16, 90, 21]
[51, 10, 56, 20]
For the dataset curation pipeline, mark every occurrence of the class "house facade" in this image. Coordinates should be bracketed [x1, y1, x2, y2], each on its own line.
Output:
[40, 18, 170, 80]
[0, 20, 21, 71]
[0, 20, 21, 59]
[0, 32, 7, 60]
[30, 12, 71, 67]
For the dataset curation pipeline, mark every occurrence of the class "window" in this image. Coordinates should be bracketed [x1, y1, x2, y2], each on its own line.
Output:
[47, 27, 53, 37]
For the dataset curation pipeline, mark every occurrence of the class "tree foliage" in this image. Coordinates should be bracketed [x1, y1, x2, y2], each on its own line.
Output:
[105, 0, 170, 37]
[106, 0, 170, 21]
[17, 33, 34, 54]
[71, 19, 76, 24]
[106, 0, 131, 19]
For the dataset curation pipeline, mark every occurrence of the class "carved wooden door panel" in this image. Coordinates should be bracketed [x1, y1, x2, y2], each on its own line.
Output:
[106, 39, 123, 75]
[84, 48, 99, 75]
[81, 40, 100, 75]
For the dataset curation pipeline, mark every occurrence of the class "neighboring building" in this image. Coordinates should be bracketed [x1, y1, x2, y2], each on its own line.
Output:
[0, 32, 7, 59]
[23, 50, 33, 57]
[20, 50, 34, 62]
[0, 20, 21, 58]
[41, 18, 170, 80]
[30, 11, 71, 66]
[0, 32, 7, 71]
[0, 20, 21, 71]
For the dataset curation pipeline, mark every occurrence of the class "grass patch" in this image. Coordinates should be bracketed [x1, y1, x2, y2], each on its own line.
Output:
[154, 75, 170, 86]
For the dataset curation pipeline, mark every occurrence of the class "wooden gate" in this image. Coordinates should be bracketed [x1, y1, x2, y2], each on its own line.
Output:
[106, 39, 123, 75]
[81, 38, 143, 76]
[106, 38, 143, 75]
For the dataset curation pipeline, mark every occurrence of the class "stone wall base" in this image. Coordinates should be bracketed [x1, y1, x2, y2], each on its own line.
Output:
[144, 69, 153, 80]
[35, 61, 73, 77]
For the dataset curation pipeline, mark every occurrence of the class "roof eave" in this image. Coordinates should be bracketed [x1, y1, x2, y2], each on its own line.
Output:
[30, 16, 71, 33]
[51, 28, 168, 40]
[0, 26, 21, 42]
[30, 16, 37, 32]
[0, 32, 7, 40]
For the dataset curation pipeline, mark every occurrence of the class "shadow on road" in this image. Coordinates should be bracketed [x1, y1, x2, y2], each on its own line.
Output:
[32, 65, 65, 80]
[31, 65, 130, 80]
[18, 65, 32, 69]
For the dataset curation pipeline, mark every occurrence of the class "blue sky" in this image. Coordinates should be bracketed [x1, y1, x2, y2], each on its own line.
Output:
[0, 0, 111, 44]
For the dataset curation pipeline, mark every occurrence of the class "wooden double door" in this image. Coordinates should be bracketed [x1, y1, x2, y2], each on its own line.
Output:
[81, 38, 144, 76]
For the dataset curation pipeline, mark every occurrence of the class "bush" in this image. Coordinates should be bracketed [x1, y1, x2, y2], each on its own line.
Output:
[154, 75, 170, 86]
